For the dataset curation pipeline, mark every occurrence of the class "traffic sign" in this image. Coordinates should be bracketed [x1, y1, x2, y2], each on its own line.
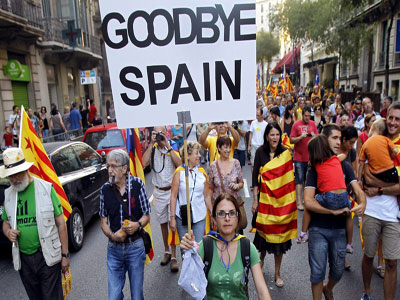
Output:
[80, 69, 96, 85]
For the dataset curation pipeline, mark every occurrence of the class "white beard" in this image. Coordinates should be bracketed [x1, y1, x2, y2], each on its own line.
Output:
[11, 174, 30, 192]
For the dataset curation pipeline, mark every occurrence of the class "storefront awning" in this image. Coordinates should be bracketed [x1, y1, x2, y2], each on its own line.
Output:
[271, 44, 301, 73]
[302, 56, 338, 69]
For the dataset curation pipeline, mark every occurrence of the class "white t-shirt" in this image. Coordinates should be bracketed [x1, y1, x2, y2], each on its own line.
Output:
[8, 113, 18, 135]
[237, 121, 249, 151]
[365, 194, 399, 222]
[186, 124, 198, 142]
[328, 103, 337, 116]
[250, 120, 267, 147]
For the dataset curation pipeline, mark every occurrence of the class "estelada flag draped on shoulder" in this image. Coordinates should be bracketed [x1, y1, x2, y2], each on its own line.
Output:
[126, 128, 154, 265]
[256, 150, 297, 243]
[19, 106, 71, 220]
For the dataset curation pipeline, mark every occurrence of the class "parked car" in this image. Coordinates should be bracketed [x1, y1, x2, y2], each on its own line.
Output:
[0, 141, 108, 252]
[82, 123, 151, 171]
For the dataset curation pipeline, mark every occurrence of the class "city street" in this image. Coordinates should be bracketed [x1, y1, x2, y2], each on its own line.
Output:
[0, 164, 398, 300]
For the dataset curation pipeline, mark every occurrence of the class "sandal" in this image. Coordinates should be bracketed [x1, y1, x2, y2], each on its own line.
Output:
[275, 277, 284, 288]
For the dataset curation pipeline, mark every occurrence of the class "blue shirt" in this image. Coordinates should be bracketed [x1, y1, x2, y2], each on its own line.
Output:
[70, 108, 82, 130]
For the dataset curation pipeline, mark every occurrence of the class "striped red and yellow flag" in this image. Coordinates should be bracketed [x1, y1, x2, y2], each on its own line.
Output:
[126, 128, 154, 265]
[392, 134, 400, 182]
[282, 134, 293, 149]
[256, 150, 297, 243]
[168, 228, 180, 246]
[20, 107, 71, 220]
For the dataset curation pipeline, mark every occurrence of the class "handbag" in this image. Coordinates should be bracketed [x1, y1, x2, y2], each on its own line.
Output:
[62, 267, 72, 299]
[179, 171, 196, 226]
[215, 161, 248, 230]
[138, 227, 152, 254]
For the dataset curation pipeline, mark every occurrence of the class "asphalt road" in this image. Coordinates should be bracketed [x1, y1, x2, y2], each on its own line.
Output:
[0, 164, 398, 299]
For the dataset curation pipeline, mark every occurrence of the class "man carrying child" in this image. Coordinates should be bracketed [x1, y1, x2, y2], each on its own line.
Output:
[360, 102, 400, 300]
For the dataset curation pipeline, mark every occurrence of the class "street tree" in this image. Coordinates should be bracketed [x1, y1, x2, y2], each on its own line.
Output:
[256, 30, 280, 89]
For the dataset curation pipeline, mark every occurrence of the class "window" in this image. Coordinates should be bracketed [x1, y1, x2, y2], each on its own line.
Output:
[261, 15, 263, 24]
[83, 129, 125, 150]
[261, 4, 263, 12]
[72, 144, 101, 168]
[51, 146, 80, 176]
[46, 64, 58, 106]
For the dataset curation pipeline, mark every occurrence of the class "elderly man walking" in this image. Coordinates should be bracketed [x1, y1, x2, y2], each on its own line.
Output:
[1, 148, 69, 300]
[100, 149, 151, 300]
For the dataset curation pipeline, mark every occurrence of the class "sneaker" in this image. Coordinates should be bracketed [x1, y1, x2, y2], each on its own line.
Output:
[360, 293, 371, 300]
[170, 258, 179, 273]
[375, 265, 385, 278]
[296, 232, 309, 244]
[160, 252, 171, 266]
[346, 244, 354, 254]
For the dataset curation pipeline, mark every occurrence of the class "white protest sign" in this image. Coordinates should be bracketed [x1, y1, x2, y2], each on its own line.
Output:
[99, 0, 256, 128]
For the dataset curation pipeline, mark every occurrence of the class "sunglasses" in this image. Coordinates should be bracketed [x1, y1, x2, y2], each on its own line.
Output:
[355, 102, 362, 105]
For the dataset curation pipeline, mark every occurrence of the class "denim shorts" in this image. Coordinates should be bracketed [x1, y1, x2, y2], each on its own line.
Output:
[315, 192, 350, 210]
[294, 161, 308, 185]
[308, 226, 346, 283]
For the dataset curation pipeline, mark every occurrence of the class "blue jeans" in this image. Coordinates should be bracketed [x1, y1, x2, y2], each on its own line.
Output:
[234, 149, 246, 167]
[315, 192, 350, 210]
[107, 238, 146, 300]
[42, 129, 49, 138]
[176, 216, 206, 243]
[308, 226, 346, 283]
[294, 161, 308, 185]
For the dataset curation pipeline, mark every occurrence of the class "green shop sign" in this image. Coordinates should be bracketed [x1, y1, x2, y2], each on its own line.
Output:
[3, 60, 31, 82]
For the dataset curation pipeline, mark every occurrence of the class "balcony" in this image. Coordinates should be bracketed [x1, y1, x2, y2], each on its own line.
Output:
[0, 0, 44, 37]
[41, 18, 102, 68]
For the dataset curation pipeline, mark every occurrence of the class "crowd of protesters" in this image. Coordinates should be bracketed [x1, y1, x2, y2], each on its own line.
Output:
[3, 84, 400, 300]
[2, 99, 100, 147]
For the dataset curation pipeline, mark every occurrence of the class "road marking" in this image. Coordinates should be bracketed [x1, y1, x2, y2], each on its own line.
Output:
[243, 179, 250, 198]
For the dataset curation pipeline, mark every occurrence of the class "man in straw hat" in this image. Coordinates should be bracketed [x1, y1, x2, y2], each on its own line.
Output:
[1, 147, 69, 300]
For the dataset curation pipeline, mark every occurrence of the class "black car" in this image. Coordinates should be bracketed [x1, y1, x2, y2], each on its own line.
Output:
[0, 141, 108, 251]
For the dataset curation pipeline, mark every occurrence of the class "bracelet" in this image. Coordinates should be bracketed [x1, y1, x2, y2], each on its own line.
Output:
[170, 215, 175, 218]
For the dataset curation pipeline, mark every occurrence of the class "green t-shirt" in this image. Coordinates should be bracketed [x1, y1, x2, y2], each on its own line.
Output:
[2, 182, 63, 254]
[198, 239, 260, 300]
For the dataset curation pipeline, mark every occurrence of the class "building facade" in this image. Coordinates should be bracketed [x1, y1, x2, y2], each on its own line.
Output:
[0, 0, 103, 133]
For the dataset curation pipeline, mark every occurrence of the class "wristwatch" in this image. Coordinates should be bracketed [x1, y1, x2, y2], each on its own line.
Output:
[378, 187, 383, 196]
[62, 252, 70, 259]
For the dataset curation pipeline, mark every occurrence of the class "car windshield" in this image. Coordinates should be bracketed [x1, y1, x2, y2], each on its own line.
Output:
[84, 129, 124, 150]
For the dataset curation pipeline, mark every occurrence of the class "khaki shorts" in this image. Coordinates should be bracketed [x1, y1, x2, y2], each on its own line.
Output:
[362, 214, 400, 260]
[153, 188, 171, 224]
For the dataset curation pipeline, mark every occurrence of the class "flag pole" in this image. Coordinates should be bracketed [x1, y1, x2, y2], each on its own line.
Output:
[177, 111, 192, 234]
[12, 105, 25, 248]
[126, 129, 131, 219]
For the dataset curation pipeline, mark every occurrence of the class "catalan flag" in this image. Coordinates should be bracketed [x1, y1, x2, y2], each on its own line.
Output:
[282, 134, 293, 149]
[126, 128, 154, 265]
[19, 106, 71, 220]
[256, 150, 297, 243]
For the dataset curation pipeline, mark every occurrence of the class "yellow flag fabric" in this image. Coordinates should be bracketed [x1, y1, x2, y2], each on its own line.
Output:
[20, 107, 71, 220]
[256, 150, 297, 243]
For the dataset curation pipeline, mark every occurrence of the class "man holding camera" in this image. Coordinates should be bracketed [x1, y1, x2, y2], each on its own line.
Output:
[290, 106, 318, 210]
[198, 121, 240, 165]
[143, 126, 181, 272]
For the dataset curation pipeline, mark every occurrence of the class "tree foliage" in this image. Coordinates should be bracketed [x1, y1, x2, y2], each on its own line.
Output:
[270, 0, 374, 65]
[256, 30, 280, 64]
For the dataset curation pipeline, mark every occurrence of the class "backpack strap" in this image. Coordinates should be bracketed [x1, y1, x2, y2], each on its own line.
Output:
[240, 237, 251, 296]
[202, 236, 214, 279]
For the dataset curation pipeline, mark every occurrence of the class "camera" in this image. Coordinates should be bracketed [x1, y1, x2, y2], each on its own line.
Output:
[307, 133, 312, 137]
[155, 131, 164, 143]
[232, 121, 239, 130]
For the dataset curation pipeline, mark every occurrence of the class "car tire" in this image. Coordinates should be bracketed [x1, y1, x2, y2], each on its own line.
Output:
[68, 207, 84, 251]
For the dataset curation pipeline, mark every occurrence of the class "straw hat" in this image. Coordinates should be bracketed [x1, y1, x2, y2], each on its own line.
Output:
[0, 148, 33, 178]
